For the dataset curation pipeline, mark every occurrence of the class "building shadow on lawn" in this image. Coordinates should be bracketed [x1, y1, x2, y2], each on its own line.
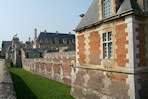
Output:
[10, 72, 37, 99]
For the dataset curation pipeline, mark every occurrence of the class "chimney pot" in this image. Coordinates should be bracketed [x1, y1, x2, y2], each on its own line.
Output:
[44, 30, 47, 32]
[69, 32, 71, 35]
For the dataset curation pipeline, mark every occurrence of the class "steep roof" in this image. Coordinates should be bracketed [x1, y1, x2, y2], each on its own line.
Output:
[2, 41, 12, 49]
[117, 0, 141, 14]
[37, 32, 75, 44]
[76, 0, 98, 30]
[76, 0, 143, 31]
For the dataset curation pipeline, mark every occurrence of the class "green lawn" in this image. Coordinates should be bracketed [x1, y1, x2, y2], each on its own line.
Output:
[8, 64, 74, 99]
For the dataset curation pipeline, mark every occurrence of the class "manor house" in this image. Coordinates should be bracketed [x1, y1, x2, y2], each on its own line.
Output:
[71, 0, 148, 98]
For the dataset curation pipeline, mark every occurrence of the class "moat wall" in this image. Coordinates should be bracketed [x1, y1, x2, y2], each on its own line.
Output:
[22, 51, 76, 85]
[0, 59, 16, 99]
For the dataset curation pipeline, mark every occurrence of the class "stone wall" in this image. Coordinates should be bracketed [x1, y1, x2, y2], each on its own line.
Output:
[22, 51, 76, 85]
[0, 59, 16, 99]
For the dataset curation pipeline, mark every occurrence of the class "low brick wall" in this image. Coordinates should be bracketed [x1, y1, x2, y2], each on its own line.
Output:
[0, 60, 16, 99]
[22, 51, 76, 85]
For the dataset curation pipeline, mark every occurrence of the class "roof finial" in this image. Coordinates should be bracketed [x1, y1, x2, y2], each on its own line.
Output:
[79, 14, 85, 19]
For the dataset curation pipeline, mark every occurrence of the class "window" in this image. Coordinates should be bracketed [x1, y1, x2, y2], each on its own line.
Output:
[103, 32, 113, 59]
[44, 39, 48, 44]
[69, 40, 72, 44]
[63, 38, 67, 44]
[49, 39, 53, 44]
[72, 39, 75, 44]
[103, 0, 111, 18]
[55, 38, 59, 44]
[40, 40, 43, 43]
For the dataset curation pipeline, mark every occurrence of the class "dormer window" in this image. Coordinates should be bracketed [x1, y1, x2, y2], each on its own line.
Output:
[55, 38, 59, 44]
[40, 39, 43, 43]
[72, 39, 75, 44]
[69, 40, 72, 44]
[103, 0, 111, 18]
[63, 38, 67, 44]
[49, 39, 53, 44]
[44, 39, 48, 44]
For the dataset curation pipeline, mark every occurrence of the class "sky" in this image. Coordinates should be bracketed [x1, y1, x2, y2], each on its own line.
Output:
[0, 0, 93, 47]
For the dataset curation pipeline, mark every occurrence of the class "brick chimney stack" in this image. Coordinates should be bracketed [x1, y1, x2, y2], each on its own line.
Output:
[56, 31, 58, 35]
[34, 29, 37, 42]
[29, 38, 31, 42]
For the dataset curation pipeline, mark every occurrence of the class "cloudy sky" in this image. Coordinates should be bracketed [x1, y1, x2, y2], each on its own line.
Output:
[0, 0, 93, 47]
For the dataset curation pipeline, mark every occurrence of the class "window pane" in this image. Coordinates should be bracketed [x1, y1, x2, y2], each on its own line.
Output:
[108, 42, 113, 58]
[108, 32, 112, 41]
[103, 0, 111, 18]
[103, 43, 107, 58]
[103, 33, 107, 41]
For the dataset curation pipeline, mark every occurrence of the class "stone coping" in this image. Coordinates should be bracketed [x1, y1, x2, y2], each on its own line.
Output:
[0, 60, 16, 99]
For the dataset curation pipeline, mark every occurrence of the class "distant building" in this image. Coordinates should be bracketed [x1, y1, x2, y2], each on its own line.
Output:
[26, 29, 75, 52]
[11, 37, 22, 67]
[1, 41, 12, 58]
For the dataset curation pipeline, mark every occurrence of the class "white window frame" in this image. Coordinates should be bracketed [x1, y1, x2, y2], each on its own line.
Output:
[103, 0, 111, 18]
[103, 32, 113, 59]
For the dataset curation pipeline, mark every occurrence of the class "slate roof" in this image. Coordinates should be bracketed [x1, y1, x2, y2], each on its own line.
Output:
[117, 0, 141, 14]
[2, 41, 12, 49]
[76, 0, 143, 31]
[37, 32, 75, 44]
[76, 0, 99, 30]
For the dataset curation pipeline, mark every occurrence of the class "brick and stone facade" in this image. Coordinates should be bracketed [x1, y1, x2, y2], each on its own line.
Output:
[71, 0, 148, 98]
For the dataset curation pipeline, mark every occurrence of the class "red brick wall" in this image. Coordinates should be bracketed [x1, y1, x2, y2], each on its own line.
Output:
[89, 31, 101, 65]
[63, 64, 71, 76]
[46, 63, 52, 72]
[115, 24, 129, 67]
[22, 52, 76, 86]
[77, 35, 86, 64]
[54, 64, 60, 74]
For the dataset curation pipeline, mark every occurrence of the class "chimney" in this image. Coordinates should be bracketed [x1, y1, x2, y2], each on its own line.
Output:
[34, 29, 37, 41]
[29, 38, 31, 42]
[79, 14, 85, 19]
[56, 31, 58, 35]
[44, 30, 47, 33]
[69, 32, 71, 35]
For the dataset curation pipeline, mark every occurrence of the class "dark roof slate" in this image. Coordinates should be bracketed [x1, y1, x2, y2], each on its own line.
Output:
[2, 41, 12, 49]
[76, 0, 98, 30]
[37, 32, 75, 44]
[76, 0, 143, 31]
[117, 0, 142, 14]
